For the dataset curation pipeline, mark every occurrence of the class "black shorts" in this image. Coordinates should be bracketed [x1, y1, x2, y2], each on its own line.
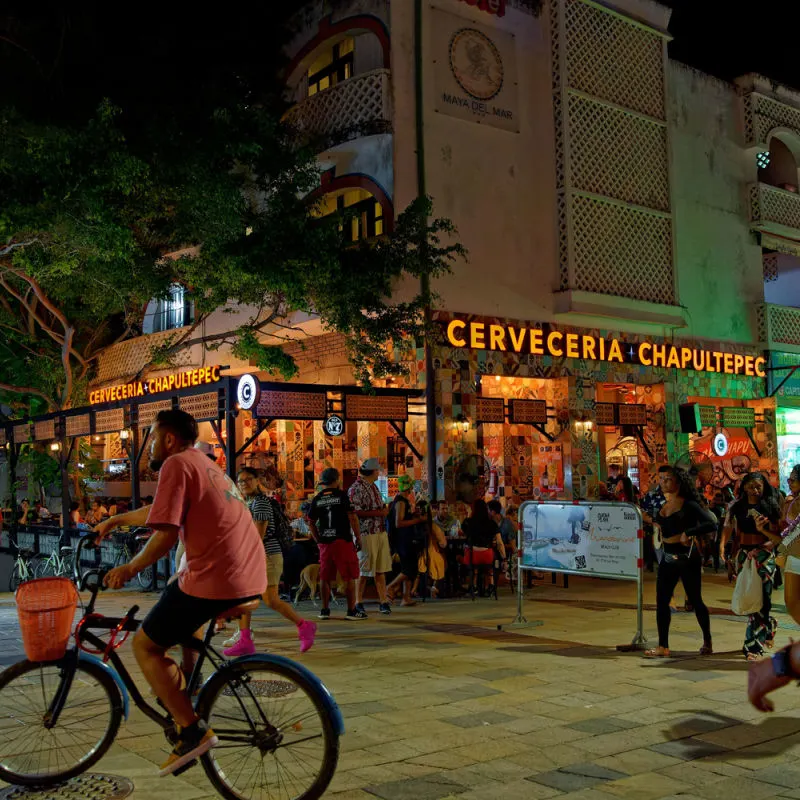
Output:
[141, 581, 259, 649]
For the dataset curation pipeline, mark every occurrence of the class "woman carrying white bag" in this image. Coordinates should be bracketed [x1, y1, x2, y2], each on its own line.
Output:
[721, 472, 783, 661]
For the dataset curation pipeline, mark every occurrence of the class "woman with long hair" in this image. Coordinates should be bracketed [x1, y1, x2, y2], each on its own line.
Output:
[721, 472, 783, 659]
[461, 500, 506, 593]
[643, 465, 717, 658]
[781, 465, 800, 626]
[614, 476, 638, 504]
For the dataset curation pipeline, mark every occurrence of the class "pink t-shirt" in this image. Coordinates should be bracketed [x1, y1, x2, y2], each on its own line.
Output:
[147, 448, 267, 600]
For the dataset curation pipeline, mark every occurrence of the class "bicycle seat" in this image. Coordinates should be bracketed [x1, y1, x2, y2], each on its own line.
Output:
[216, 599, 260, 622]
[60, 546, 74, 553]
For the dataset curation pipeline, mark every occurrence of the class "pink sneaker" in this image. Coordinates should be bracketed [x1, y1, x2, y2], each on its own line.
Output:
[297, 620, 317, 654]
[223, 629, 256, 657]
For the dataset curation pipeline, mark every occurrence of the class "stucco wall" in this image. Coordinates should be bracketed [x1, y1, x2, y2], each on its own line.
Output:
[669, 62, 764, 345]
[391, 0, 557, 322]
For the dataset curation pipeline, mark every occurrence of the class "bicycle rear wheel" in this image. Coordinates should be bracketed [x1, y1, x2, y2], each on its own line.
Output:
[197, 659, 340, 800]
[35, 558, 56, 579]
[0, 657, 123, 786]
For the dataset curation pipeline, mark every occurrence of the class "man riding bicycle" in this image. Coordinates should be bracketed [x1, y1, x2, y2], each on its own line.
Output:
[100, 409, 266, 776]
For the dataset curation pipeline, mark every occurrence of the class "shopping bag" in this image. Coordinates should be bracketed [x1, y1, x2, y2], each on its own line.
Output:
[731, 558, 763, 616]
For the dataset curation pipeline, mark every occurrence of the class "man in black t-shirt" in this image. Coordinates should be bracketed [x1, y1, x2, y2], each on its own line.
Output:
[308, 468, 365, 620]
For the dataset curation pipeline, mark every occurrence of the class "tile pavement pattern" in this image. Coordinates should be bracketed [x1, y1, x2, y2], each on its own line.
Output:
[3, 573, 800, 799]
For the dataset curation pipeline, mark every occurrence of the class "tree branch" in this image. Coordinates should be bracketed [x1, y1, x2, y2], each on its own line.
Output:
[61, 326, 74, 407]
[0, 383, 56, 411]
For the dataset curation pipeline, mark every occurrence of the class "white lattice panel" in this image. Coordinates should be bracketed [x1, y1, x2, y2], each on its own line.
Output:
[95, 408, 125, 435]
[569, 194, 674, 304]
[138, 399, 173, 430]
[94, 329, 197, 384]
[179, 391, 220, 422]
[746, 93, 800, 146]
[751, 182, 800, 231]
[760, 304, 800, 347]
[565, 0, 665, 120]
[284, 69, 392, 143]
[567, 94, 669, 210]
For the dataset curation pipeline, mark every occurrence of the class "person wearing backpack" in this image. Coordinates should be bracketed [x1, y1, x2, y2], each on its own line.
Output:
[386, 475, 425, 606]
[223, 467, 317, 656]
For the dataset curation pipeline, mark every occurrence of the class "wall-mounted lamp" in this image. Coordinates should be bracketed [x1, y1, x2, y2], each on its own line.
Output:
[50, 442, 61, 452]
[119, 429, 130, 441]
[455, 413, 470, 433]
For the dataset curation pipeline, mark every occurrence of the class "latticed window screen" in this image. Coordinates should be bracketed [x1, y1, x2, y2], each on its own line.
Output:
[759, 303, 800, 348]
[567, 95, 669, 211]
[570, 196, 674, 304]
[564, 0, 665, 120]
[763, 253, 779, 282]
[552, 0, 674, 305]
[744, 93, 800, 147]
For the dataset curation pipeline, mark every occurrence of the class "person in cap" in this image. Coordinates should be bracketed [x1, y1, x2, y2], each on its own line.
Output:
[349, 458, 392, 614]
[308, 467, 365, 620]
[386, 474, 425, 606]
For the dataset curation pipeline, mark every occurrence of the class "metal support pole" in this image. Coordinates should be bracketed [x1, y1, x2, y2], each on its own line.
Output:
[130, 425, 141, 511]
[513, 517, 527, 624]
[225, 378, 237, 481]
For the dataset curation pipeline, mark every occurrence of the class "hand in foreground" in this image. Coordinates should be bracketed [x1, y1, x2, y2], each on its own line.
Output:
[748, 656, 791, 712]
[103, 564, 136, 590]
[93, 517, 117, 543]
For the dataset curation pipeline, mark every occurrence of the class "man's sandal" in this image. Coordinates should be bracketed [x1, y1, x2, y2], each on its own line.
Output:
[643, 647, 671, 658]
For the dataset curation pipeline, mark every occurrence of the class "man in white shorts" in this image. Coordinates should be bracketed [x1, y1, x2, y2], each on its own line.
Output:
[349, 458, 391, 614]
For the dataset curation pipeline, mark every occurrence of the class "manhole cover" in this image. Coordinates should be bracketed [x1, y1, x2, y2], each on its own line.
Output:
[222, 679, 298, 698]
[0, 774, 133, 800]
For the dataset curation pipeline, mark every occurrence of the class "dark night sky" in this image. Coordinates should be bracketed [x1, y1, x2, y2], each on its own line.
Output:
[666, 1, 800, 88]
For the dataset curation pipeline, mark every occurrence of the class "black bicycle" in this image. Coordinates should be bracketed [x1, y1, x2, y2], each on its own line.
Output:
[0, 537, 343, 799]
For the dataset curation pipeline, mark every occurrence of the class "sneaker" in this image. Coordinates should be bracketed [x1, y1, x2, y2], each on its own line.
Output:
[159, 719, 218, 776]
[222, 630, 240, 648]
[379, 603, 392, 615]
[346, 607, 368, 620]
[355, 603, 366, 613]
[318, 608, 330, 620]
[223, 629, 256, 658]
[297, 620, 317, 653]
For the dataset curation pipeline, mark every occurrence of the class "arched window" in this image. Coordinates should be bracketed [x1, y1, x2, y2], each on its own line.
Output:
[313, 187, 385, 242]
[142, 285, 193, 334]
[760, 136, 799, 192]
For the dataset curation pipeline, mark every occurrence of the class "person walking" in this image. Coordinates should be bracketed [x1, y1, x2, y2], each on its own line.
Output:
[349, 458, 392, 614]
[100, 409, 266, 775]
[781, 465, 800, 626]
[222, 467, 316, 656]
[643, 465, 717, 658]
[461, 499, 506, 595]
[721, 472, 783, 660]
[308, 468, 365, 620]
[386, 475, 425, 606]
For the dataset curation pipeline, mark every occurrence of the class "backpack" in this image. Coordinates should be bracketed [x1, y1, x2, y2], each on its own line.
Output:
[267, 497, 294, 557]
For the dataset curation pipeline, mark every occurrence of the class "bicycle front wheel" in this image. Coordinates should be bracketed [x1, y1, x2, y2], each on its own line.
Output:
[197, 659, 340, 800]
[0, 657, 123, 786]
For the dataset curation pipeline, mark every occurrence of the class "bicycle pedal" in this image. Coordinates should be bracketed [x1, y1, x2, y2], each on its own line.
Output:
[171, 758, 198, 776]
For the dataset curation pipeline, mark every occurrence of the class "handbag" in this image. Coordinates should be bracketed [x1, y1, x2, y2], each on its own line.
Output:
[731, 558, 763, 616]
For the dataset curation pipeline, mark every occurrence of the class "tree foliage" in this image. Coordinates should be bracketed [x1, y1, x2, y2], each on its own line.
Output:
[0, 8, 465, 413]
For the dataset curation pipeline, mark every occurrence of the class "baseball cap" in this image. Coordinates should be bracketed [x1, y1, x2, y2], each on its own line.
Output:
[397, 474, 413, 492]
[195, 441, 216, 459]
[361, 458, 380, 472]
[319, 467, 339, 486]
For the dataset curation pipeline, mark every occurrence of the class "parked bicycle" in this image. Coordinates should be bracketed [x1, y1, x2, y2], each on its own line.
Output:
[0, 537, 343, 799]
[7, 542, 41, 592]
[35, 542, 76, 580]
[101, 528, 155, 590]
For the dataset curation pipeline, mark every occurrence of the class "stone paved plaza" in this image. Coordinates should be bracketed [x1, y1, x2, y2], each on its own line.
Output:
[3, 572, 800, 799]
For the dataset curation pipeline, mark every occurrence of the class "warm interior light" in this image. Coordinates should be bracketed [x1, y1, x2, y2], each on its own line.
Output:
[94, 435, 101, 442]
[119, 430, 130, 440]
[50, 442, 61, 452]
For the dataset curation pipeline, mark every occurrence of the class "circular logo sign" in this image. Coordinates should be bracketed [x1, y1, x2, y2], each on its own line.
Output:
[449, 28, 504, 101]
[713, 432, 729, 457]
[236, 374, 261, 411]
[324, 415, 344, 437]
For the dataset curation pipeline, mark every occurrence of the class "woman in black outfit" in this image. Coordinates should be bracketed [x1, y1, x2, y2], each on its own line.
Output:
[643, 465, 717, 658]
[461, 500, 506, 593]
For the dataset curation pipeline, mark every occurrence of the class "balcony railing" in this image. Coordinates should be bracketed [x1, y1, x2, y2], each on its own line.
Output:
[284, 69, 393, 150]
[749, 182, 800, 239]
[758, 303, 800, 352]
